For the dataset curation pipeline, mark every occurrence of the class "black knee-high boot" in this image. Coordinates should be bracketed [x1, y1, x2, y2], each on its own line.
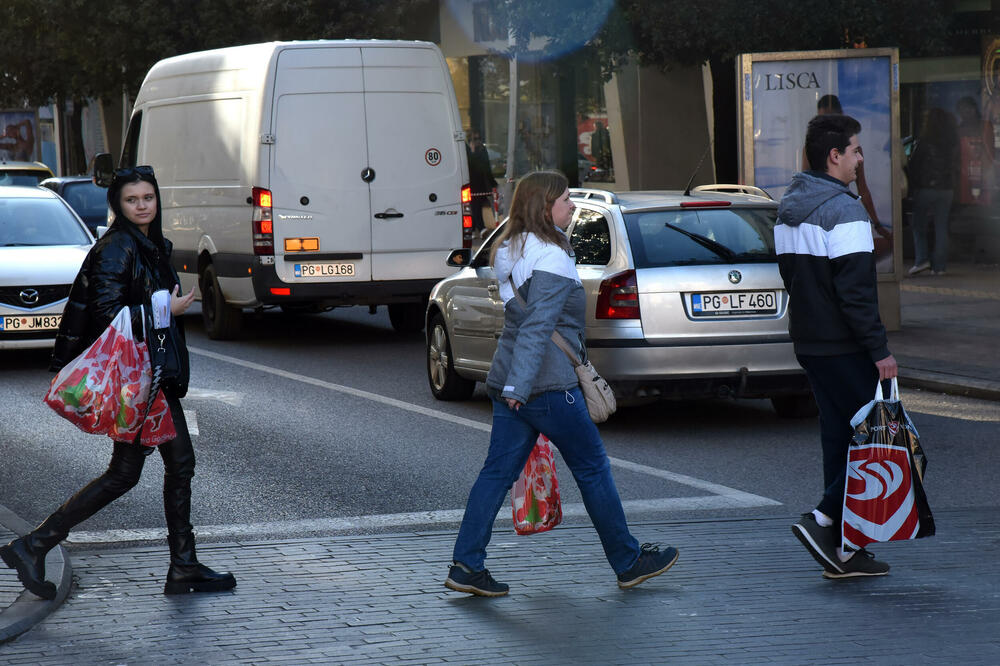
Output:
[0, 442, 147, 600]
[159, 405, 236, 595]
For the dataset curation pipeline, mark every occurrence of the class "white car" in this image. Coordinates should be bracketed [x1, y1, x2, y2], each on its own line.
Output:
[0, 186, 93, 350]
[425, 185, 817, 417]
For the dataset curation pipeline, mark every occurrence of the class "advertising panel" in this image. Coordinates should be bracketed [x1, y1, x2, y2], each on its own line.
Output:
[738, 49, 901, 277]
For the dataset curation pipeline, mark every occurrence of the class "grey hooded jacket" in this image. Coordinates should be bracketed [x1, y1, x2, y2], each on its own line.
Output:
[485, 232, 586, 404]
[774, 171, 889, 361]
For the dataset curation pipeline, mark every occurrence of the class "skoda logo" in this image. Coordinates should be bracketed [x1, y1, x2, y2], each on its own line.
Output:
[728, 270, 742, 285]
[19, 288, 39, 306]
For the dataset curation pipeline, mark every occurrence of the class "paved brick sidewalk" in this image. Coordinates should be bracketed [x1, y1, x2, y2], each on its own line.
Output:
[1, 508, 997, 664]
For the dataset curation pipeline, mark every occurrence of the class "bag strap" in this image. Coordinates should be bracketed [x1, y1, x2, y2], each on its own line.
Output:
[508, 277, 583, 368]
[132, 305, 160, 448]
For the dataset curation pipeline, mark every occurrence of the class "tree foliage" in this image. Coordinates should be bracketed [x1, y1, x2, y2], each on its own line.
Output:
[0, 0, 434, 107]
[482, 0, 957, 75]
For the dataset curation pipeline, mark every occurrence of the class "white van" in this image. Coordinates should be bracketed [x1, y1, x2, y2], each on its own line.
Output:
[108, 40, 471, 339]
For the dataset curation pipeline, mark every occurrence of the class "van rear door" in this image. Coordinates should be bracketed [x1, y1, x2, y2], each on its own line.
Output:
[269, 46, 371, 284]
[362, 45, 463, 282]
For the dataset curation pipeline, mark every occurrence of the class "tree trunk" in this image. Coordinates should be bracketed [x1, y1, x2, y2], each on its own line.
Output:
[66, 98, 89, 175]
[556, 59, 579, 188]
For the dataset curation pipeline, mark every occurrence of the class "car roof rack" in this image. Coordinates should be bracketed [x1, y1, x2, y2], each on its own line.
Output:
[569, 188, 618, 203]
[692, 184, 772, 200]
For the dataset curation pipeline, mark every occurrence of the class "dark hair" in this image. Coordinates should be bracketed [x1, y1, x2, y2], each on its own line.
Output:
[107, 166, 166, 248]
[817, 94, 843, 114]
[490, 170, 570, 266]
[805, 114, 862, 172]
[957, 96, 982, 122]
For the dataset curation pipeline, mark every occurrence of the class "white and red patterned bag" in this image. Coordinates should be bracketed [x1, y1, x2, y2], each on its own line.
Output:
[511, 434, 562, 535]
[842, 378, 934, 550]
[44, 307, 176, 447]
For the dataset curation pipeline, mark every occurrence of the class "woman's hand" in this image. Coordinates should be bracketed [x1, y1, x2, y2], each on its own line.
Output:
[170, 284, 196, 316]
[506, 398, 522, 411]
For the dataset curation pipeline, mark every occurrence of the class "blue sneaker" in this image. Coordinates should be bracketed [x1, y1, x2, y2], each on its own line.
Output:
[617, 543, 679, 589]
[444, 563, 509, 597]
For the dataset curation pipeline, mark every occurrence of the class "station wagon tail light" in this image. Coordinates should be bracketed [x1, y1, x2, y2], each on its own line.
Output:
[461, 184, 473, 249]
[680, 200, 731, 208]
[596, 269, 640, 319]
[252, 186, 274, 256]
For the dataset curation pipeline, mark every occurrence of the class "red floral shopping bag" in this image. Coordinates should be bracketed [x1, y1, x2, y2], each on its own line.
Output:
[841, 378, 934, 550]
[511, 434, 562, 535]
[45, 307, 175, 446]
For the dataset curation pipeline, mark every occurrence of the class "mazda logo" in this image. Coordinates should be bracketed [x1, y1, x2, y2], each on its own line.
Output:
[728, 270, 742, 284]
[19, 288, 39, 305]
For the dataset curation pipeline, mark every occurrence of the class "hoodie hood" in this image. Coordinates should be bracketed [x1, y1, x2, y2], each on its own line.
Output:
[493, 235, 519, 286]
[777, 171, 856, 227]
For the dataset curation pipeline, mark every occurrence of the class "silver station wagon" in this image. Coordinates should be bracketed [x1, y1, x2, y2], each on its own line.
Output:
[424, 186, 816, 417]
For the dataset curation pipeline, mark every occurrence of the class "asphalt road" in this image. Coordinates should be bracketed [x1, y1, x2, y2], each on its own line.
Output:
[1, 305, 997, 547]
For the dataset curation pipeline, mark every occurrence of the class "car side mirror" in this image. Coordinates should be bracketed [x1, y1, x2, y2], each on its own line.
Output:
[446, 248, 472, 267]
[96, 225, 110, 238]
[93, 153, 114, 188]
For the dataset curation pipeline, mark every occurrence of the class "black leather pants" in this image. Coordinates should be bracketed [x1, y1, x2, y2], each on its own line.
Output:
[27, 395, 195, 552]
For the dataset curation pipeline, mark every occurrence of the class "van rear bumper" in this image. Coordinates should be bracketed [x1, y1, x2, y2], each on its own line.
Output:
[251, 263, 438, 306]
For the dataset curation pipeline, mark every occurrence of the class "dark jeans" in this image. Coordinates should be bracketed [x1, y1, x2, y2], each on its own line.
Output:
[796, 352, 879, 536]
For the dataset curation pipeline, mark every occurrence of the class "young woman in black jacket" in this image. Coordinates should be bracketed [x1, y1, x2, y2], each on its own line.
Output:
[0, 167, 236, 598]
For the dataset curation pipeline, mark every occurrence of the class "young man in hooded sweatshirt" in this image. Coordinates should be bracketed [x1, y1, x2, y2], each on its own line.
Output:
[775, 113, 898, 579]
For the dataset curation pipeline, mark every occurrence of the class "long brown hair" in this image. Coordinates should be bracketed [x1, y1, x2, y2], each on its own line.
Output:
[490, 170, 571, 267]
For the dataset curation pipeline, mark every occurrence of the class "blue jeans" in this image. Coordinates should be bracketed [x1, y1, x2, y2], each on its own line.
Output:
[911, 188, 953, 272]
[452, 387, 641, 574]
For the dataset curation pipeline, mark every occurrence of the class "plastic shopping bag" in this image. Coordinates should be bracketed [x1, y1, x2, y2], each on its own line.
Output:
[44, 307, 136, 435]
[44, 307, 175, 446]
[841, 378, 934, 551]
[511, 434, 562, 535]
[105, 336, 177, 446]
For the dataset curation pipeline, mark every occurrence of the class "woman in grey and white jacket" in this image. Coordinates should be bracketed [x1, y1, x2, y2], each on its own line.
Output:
[444, 171, 679, 597]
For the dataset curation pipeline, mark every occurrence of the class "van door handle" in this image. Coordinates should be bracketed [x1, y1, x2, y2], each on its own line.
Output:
[374, 209, 404, 219]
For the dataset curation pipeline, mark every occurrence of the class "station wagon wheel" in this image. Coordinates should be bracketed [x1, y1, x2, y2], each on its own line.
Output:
[771, 393, 819, 418]
[200, 264, 242, 340]
[427, 313, 475, 401]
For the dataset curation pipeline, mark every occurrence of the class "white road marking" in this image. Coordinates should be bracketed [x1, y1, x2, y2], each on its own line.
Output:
[184, 410, 198, 437]
[184, 388, 245, 406]
[166, 345, 781, 546]
[66, 495, 769, 544]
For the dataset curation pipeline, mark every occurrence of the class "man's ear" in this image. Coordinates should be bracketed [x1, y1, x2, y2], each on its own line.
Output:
[827, 147, 843, 169]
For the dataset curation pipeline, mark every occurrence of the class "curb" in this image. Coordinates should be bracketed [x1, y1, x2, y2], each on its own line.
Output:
[898, 367, 1000, 402]
[0, 505, 72, 645]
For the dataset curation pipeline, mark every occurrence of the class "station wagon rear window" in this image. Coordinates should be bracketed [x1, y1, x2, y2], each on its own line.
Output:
[623, 208, 777, 268]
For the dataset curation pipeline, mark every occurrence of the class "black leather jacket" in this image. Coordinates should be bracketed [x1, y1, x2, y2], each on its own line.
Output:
[51, 218, 190, 398]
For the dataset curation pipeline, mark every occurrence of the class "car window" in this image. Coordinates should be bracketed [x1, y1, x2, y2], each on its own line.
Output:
[62, 182, 108, 218]
[624, 208, 777, 267]
[570, 208, 611, 265]
[0, 171, 47, 186]
[0, 198, 91, 246]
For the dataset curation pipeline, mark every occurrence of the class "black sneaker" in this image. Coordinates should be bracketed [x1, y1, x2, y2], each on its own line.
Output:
[791, 513, 844, 575]
[617, 543, 679, 589]
[822, 549, 889, 579]
[444, 563, 509, 597]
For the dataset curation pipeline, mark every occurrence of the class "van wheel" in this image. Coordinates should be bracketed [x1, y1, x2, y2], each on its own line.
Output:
[771, 394, 819, 418]
[200, 264, 242, 340]
[427, 313, 475, 401]
[388, 302, 425, 334]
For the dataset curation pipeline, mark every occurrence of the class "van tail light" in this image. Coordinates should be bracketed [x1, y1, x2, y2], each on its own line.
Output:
[252, 186, 274, 256]
[596, 269, 640, 319]
[461, 184, 473, 249]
